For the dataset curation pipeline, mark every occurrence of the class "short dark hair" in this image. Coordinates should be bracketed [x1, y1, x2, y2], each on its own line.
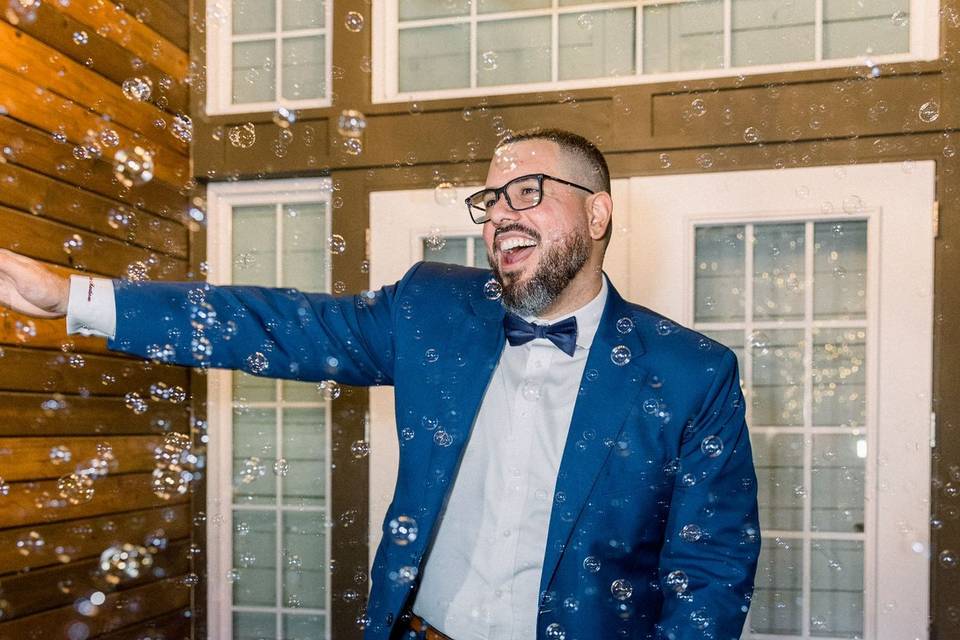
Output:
[495, 127, 611, 194]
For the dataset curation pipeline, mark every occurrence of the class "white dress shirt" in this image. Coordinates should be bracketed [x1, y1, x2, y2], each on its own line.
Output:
[64, 273, 610, 639]
[413, 276, 608, 640]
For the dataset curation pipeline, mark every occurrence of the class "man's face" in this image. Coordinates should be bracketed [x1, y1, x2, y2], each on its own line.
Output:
[482, 140, 592, 316]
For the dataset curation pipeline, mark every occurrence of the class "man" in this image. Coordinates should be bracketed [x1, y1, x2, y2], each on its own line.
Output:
[0, 128, 760, 639]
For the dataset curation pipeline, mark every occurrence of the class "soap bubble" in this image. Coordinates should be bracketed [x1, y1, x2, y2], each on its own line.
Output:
[344, 10, 364, 32]
[480, 51, 498, 71]
[228, 122, 256, 149]
[337, 110, 366, 137]
[328, 234, 347, 255]
[483, 279, 502, 300]
[545, 623, 566, 639]
[891, 10, 908, 27]
[72, 31, 88, 45]
[665, 570, 689, 593]
[743, 127, 761, 143]
[62, 234, 84, 255]
[98, 543, 154, 584]
[388, 515, 418, 545]
[680, 523, 703, 542]
[616, 317, 634, 334]
[919, 101, 940, 123]
[433, 182, 458, 206]
[113, 146, 154, 187]
[351, 440, 370, 459]
[610, 578, 633, 600]
[318, 380, 341, 400]
[57, 473, 95, 505]
[151, 466, 189, 499]
[273, 107, 296, 128]
[50, 445, 73, 464]
[238, 457, 266, 485]
[121, 76, 153, 102]
[273, 458, 289, 476]
[343, 137, 362, 155]
[246, 352, 268, 374]
[16, 530, 45, 556]
[700, 435, 723, 458]
[610, 345, 631, 366]
[124, 391, 148, 414]
[170, 114, 193, 143]
[583, 556, 601, 573]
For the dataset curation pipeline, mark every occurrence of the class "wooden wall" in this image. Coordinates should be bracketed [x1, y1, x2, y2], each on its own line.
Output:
[0, 1, 197, 638]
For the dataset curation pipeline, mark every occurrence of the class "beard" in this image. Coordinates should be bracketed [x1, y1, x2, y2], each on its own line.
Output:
[488, 225, 590, 317]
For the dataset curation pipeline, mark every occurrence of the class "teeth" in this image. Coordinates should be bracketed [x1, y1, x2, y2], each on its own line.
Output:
[500, 237, 537, 252]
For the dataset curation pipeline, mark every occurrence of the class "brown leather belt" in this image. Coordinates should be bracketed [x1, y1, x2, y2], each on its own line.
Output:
[408, 614, 454, 640]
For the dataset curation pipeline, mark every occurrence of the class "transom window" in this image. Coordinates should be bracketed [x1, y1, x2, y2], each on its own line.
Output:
[374, 0, 938, 102]
[206, 0, 333, 115]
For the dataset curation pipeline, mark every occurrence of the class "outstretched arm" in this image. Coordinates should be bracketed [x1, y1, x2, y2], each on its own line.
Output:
[655, 349, 761, 640]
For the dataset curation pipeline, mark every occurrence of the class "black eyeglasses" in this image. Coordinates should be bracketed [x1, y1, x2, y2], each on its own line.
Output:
[465, 173, 595, 224]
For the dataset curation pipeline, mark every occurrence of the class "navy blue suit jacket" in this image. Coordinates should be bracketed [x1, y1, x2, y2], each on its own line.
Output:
[107, 262, 760, 640]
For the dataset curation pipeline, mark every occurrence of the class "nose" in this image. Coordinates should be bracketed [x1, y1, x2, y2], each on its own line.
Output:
[486, 192, 520, 226]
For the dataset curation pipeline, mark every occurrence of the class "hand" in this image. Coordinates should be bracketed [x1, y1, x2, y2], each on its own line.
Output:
[0, 249, 70, 318]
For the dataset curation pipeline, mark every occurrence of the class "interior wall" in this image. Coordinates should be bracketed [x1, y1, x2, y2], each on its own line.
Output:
[0, 1, 198, 638]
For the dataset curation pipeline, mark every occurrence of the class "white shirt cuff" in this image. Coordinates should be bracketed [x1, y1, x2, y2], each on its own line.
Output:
[66, 275, 117, 339]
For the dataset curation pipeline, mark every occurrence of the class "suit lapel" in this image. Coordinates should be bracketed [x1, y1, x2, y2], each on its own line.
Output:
[538, 282, 648, 597]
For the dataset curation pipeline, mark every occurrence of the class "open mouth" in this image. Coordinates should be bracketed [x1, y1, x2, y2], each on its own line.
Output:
[498, 237, 538, 268]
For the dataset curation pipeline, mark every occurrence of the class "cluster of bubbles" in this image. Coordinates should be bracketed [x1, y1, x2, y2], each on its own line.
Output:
[121, 76, 153, 102]
[113, 146, 154, 188]
[98, 543, 154, 585]
[151, 432, 194, 499]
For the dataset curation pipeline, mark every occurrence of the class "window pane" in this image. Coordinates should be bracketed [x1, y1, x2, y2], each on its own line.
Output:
[283, 380, 322, 402]
[282, 0, 324, 30]
[282, 409, 326, 506]
[234, 408, 276, 505]
[282, 36, 325, 100]
[643, 0, 723, 74]
[235, 611, 277, 640]
[812, 434, 866, 533]
[473, 237, 490, 268]
[752, 329, 804, 426]
[232, 510, 277, 607]
[814, 220, 867, 320]
[750, 537, 803, 635]
[823, 0, 909, 59]
[477, 17, 551, 86]
[233, 0, 275, 35]
[559, 9, 635, 81]
[695, 225, 745, 323]
[233, 205, 276, 286]
[479, 0, 548, 12]
[423, 237, 468, 265]
[731, 0, 815, 66]
[751, 432, 804, 531]
[399, 25, 470, 92]
[810, 540, 864, 637]
[812, 327, 866, 427]
[282, 203, 327, 291]
[284, 614, 326, 639]
[754, 223, 805, 321]
[232, 40, 276, 104]
[399, 0, 470, 20]
[283, 511, 327, 609]
[559, 0, 611, 5]
[234, 371, 276, 403]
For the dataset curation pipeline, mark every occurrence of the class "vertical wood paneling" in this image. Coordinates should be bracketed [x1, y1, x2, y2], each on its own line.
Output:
[0, 0, 195, 638]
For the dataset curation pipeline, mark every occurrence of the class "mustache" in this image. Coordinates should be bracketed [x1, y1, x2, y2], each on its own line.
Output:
[493, 223, 541, 246]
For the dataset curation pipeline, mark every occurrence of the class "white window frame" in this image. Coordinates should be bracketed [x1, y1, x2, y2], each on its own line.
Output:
[372, 0, 939, 103]
[205, 177, 334, 640]
[205, 0, 334, 115]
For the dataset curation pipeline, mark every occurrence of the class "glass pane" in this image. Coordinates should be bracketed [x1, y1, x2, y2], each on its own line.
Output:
[479, 0, 548, 12]
[643, 0, 723, 74]
[233, 205, 276, 286]
[423, 237, 468, 265]
[282, 203, 327, 291]
[812, 434, 866, 533]
[558, 9, 635, 81]
[812, 327, 867, 427]
[473, 237, 490, 268]
[823, 0, 909, 59]
[233, 0, 275, 35]
[399, 25, 470, 92]
[751, 432, 804, 531]
[752, 329, 804, 426]
[232, 510, 277, 607]
[698, 329, 745, 374]
[754, 223, 805, 320]
[234, 408, 276, 505]
[283, 380, 322, 402]
[282, 0, 324, 30]
[284, 614, 326, 640]
[399, 0, 470, 20]
[695, 225, 745, 323]
[750, 537, 803, 635]
[560, 0, 611, 5]
[232, 40, 276, 104]
[814, 220, 867, 320]
[810, 540, 865, 637]
[282, 408, 326, 506]
[283, 511, 327, 609]
[234, 371, 276, 403]
[731, 0, 815, 66]
[235, 611, 277, 640]
[477, 17, 551, 86]
[282, 36, 325, 100]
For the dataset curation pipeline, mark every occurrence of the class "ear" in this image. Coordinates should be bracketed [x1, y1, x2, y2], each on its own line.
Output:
[586, 192, 613, 242]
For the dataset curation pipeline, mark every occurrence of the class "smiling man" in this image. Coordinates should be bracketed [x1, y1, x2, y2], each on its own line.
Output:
[0, 128, 759, 640]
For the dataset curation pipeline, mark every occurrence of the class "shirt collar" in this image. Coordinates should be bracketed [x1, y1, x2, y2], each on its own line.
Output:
[525, 274, 609, 351]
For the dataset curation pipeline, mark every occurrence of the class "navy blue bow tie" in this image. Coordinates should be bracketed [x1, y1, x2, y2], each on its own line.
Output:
[503, 313, 578, 357]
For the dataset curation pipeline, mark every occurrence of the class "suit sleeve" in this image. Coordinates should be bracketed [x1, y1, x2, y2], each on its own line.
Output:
[655, 349, 761, 640]
[106, 264, 425, 387]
